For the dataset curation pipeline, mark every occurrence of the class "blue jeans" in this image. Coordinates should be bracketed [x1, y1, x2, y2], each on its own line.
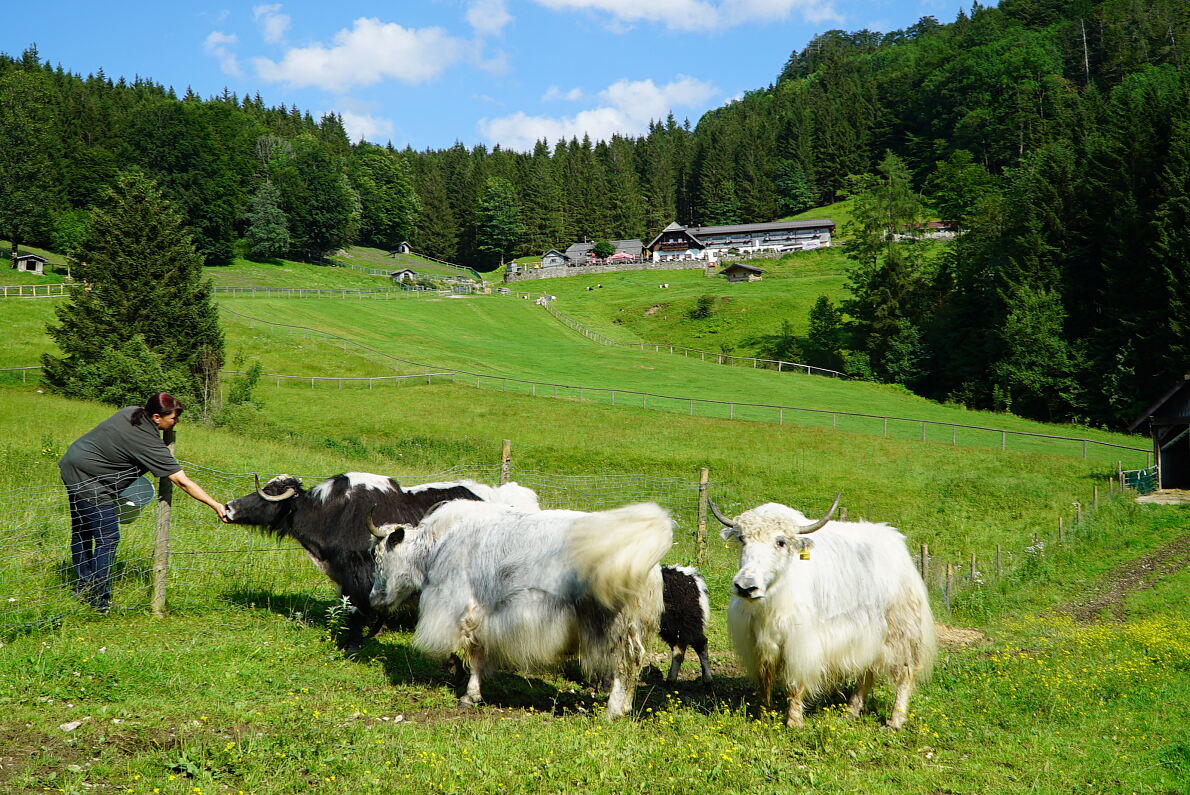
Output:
[67, 492, 120, 608]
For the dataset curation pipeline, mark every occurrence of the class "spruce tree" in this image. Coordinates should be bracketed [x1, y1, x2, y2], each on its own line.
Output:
[42, 173, 224, 408]
[474, 176, 524, 266]
[244, 180, 290, 260]
[0, 65, 64, 256]
[412, 160, 459, 261]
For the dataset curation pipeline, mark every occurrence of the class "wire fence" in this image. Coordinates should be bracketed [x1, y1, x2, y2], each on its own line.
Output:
[0, 355, 1151, 467]
[0, 455, 702, 640]
[212, 284, 477, 298]
[216, 304, 1149, 465]
[535, 299, 847, 377]
[0, 444, 1141, 641]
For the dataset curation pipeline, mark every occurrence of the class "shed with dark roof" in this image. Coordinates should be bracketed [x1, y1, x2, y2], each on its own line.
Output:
[1128, 374, 1190, 490]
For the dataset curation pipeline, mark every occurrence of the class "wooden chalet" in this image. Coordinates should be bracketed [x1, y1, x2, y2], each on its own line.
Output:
[12, 253, 48, 275]
[647, 219, 835, 262]
[721, 263, 766, 282]
[1128, 374, 1190, 490]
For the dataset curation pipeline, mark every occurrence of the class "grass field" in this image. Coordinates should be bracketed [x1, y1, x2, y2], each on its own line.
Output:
[1, 246, 1185, 793]
[0, 381, 1186, 793]
[534, 247, 854, 351]
[0, 292, 1148, 465]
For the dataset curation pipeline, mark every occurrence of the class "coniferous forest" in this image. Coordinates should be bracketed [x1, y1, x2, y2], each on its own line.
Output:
[1, 0, 1187, 429]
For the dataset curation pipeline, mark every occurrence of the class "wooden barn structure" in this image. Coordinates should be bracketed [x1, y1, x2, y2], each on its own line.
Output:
[12, 253, 47, 275]
[1128, 374, 1190, 490]
[721, 263, 766, 282]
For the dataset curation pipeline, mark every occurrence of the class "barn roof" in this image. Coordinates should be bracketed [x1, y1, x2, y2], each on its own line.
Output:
[14, 253, 48, 263]
[721, 263, 766, 274]
[689, 219, 835, 236]
[1128, 373, 1190, 432]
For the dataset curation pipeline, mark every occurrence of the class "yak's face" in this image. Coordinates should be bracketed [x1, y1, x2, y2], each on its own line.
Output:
[225, 475, 303, 526]
[368, 523, 418, 611]
[720, 504, 814, 600]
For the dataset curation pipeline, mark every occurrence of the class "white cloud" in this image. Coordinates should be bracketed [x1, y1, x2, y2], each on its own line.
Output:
[253, 4, 291, 44]
[481, 75, 715, 151]
[532, 0, 840, 31]
[339, 111, 396, 143]
[542, 86, 585, 102]
[204, 31, 241, 76]
[467, 0, 512, 36]
[252, 17, 467, 92]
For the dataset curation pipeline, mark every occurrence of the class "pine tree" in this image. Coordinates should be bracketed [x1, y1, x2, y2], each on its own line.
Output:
[413, 160, 459, 261]
[42, 174, 224, 407]
[603, 135, 646, 241]
[474, 176, 523, 266]
[0, 66, 64, 255]
[244, 180, 290, 260]
[521, 140, 566, 254]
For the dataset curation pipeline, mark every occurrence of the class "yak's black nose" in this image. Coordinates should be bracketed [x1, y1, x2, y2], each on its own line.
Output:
[734, 583, 760, 599]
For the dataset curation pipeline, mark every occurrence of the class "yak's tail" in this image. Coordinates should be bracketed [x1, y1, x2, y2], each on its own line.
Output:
[566, 502, 673, 612]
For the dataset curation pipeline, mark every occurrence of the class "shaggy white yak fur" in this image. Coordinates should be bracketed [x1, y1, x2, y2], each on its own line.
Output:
[721, 502, 935, 729]
[370, 499, 672, 720]
[405, 479, 540, 512]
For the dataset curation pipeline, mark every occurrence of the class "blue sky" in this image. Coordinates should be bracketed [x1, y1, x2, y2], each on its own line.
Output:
[5, 0, 960, 152]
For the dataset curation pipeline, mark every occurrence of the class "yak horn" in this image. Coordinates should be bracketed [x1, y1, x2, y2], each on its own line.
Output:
[255, 473, 296, 502]
[708, 499, 736, 528]
[366, 506, 388, 539]
[798, 493, 842, 534]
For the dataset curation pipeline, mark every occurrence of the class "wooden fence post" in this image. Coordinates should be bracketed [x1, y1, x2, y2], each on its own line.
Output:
[499, 439, 512, 485]
[1058, 516, 1064, 542]
[152, 427, 175, 618]
[919, 543, 929, 584]
[969, 552, 977, 584]
[944, 563, 952, 611]
[696, 468, 709, 563]
[995, 544, 1003, 579]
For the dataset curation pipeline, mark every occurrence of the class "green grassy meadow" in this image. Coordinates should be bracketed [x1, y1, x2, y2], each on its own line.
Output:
[0, 257, 1186, 793]
[535, 247, 854, 349]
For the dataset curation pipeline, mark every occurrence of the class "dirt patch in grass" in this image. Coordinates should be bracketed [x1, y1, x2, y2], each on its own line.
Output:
[1055, 534, 1190, 622]
[935, 624, 989, 648]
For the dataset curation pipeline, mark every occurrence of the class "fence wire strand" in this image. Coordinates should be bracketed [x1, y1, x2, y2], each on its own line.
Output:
[1, 461, 701, 639]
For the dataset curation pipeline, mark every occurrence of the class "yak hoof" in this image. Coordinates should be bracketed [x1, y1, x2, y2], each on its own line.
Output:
[458, 694, 482, 708]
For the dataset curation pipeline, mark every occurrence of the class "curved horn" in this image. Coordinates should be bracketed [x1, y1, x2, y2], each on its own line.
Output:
[255, 473, 296, 503]
[367, 505, 388, 539]
[798, 493, 842, 534]
[708, 499, 736, 528]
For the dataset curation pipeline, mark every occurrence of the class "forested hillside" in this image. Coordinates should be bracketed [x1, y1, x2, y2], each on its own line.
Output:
[1, 0, 1186, 427]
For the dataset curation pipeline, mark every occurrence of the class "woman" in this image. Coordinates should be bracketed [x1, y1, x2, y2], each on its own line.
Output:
[59, 393, 227, 611]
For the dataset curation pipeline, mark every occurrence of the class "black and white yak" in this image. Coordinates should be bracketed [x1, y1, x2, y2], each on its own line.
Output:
[659, 565, 713, 684]
[225, 473, 534, 651]
[712, 495, 935, 728]
[368, 499, 673, 720]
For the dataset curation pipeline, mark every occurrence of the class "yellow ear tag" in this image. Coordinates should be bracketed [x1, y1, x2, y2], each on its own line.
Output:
[799, 550, 811, 561]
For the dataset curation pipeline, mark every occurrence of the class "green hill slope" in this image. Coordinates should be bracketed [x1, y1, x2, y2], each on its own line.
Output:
[2, 294, 1146, 464]
[529, 247, 852, 352]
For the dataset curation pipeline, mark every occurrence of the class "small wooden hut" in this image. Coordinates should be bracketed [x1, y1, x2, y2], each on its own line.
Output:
[13, 253, 47, 275]
[721, 263, 765, 282]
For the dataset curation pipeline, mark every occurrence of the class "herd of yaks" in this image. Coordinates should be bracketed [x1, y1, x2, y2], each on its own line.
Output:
[222, 471, 936, 728]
